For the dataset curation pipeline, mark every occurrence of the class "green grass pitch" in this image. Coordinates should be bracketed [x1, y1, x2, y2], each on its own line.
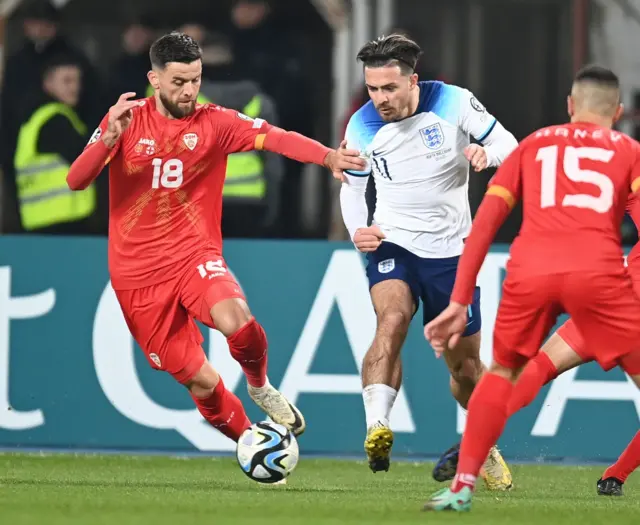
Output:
[0, 453, 637, 524]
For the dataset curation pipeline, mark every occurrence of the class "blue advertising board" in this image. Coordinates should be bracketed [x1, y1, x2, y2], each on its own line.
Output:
[0, 236, 638, 461]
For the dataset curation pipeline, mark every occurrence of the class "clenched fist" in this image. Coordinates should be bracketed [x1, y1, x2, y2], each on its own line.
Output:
[464, 144, 488, 172]
[353, 225, 385, 252]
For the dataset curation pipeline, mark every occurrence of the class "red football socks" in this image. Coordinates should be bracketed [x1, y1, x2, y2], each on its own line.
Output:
[507, 352, 558, 417]
[191, 377, 251, 441]
[452, 373, 514, 493]
[227, 318, 268, 388]
[602, 431, 640, 483]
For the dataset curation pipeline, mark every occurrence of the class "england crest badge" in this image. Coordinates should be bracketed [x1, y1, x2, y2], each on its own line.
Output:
[420, 123, 445, 150]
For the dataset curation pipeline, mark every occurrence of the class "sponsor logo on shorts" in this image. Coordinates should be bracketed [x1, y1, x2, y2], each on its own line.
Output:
[197, 260, 228, 279]
[149, 353, 162, 367]
[378, 258, 395, 274]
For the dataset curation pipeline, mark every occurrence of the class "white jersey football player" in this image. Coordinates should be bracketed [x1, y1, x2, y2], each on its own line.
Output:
[338, 34, 517, 489]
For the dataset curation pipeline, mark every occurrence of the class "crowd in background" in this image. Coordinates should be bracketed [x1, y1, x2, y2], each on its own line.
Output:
[0, 0, 318, 238]
[1, 0, 637, 245]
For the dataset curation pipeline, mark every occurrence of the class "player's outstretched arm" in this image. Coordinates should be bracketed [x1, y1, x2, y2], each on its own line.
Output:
[451, 144, 523, 305]
[451, 193, 512, 305]
[214, 107, 366, 177]
[425, 146, 523, 354]
[260, 127, 366, 175]
[424, 194, 512, 355]
[67, 93, 140, 191]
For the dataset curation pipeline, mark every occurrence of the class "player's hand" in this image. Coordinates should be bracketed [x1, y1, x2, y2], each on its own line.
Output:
[326, 140, 366, 182]
[353, 225, 385, 252]
[464, 144, 488, 172]
[103, 92, 142, 148]
[424, 302, 468, 357]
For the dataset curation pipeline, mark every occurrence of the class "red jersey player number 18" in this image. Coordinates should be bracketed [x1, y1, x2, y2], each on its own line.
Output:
[65, 31, 367, 448]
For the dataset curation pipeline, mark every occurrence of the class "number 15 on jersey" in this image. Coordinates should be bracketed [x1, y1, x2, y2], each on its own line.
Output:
[152, 158, 184, 189]
[536, 145, 614, 213]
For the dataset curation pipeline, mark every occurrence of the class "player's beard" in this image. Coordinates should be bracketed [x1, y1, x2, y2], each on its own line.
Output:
[376, 96, 411, 122]
[159, 92, 196, 119]
[376, 103, 399, 122]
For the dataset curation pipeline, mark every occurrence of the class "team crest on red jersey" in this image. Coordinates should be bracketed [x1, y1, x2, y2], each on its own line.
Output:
[183, 133, 198, 150]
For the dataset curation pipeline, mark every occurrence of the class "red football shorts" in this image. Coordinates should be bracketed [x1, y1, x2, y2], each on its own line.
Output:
[493, 271, 640, 373]
[556, 268, 640, 375]
[114, 250, 246, 384]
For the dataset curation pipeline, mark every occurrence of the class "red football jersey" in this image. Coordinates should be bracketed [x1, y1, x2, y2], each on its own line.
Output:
[488, 122, 640, 276]
[87, 97, 271, 289]
[626, 192, 640, 271]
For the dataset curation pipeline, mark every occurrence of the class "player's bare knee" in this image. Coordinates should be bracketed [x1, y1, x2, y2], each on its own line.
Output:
[210, 298, 253, 336]
[445, 334, 483, 385]
[449, 356, 482, 387]
[187, 362, 220, 397]
[376, 309, 411, 336]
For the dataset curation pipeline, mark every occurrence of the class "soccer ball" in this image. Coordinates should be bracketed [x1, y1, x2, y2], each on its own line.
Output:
[236, 421, 299, 483]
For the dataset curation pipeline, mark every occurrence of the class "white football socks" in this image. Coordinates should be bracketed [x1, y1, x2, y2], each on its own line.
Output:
[363, 384, 398, 429]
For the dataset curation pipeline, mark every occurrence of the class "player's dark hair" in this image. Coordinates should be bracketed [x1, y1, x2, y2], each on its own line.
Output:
[149, 31, 202, 69]
[356, 34, 422, 75]
[574, 65, 619, 88]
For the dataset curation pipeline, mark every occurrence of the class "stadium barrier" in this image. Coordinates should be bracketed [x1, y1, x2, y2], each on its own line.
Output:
[0, 236, 638, 461]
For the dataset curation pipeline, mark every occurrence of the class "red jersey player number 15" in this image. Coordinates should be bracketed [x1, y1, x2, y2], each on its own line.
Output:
[420, 64, 640, 514]
[489, 123, 640, 278]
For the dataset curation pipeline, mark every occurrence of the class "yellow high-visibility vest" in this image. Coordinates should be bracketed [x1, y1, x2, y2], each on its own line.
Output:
[223, 95, 265, 199]
[145, 86, 265, 199]
[13, 103, 95, 230]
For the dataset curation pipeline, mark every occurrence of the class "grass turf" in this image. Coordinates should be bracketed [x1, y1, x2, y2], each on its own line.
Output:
[0, 453, 637, 524]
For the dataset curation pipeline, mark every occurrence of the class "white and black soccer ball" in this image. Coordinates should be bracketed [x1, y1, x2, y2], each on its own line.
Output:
[236, 421, 299, 483]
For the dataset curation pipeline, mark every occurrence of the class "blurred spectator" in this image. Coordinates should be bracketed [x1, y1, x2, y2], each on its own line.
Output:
[11, 55, 99, 234]
[179, 24, 243, 82]
[179, 24, 206, 51]
[1, 0, 104, 232]
[179, 25, 285, 237]
[228, 0, 313, 237]
[110, 18, 155, 101]
[228, 0, 311, 136]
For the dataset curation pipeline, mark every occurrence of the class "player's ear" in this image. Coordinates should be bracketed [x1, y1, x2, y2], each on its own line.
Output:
[613, 103, 624, 124]
[147, 70, 159, 91]
[567, 95, 574, 118]
[410, 73, 418, 88]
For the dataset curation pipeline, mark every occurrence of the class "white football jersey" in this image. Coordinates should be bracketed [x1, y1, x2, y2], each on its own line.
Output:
[344, 81, 512, 258]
